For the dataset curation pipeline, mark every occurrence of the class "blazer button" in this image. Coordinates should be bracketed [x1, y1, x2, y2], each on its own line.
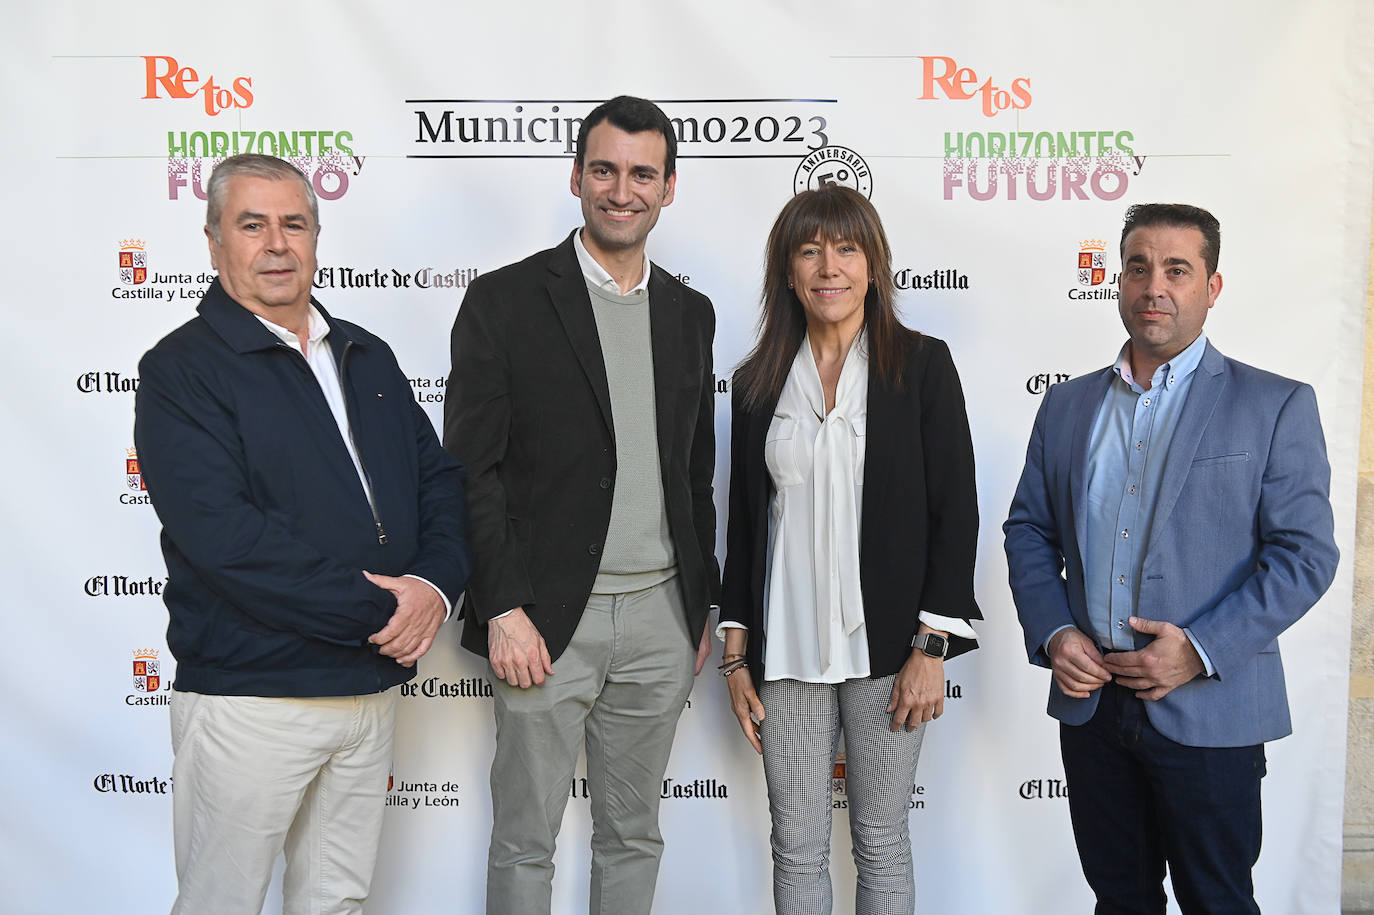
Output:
[599, 477, 612, 489]
[588, 544, 601, 555]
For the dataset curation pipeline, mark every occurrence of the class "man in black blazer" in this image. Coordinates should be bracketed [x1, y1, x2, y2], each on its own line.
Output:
[444, 96, 718, 915]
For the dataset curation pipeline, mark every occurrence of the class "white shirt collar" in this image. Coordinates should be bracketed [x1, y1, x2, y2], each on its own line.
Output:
[254, 304, 329, 350]
[573, 229, 650, 295]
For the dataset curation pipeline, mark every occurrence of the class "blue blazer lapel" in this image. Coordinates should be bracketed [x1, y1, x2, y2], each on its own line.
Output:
[1147, 342, 1227, 547]
[546, 236, 613, 434]
[1069, 368, 1114, 555]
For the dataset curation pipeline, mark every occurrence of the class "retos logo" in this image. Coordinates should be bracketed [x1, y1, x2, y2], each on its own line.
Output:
[143, 55, 253, 116]
[920, 58, 1147, 203]
[142, 56, 364, 206]
[918, 55, 1031, 117]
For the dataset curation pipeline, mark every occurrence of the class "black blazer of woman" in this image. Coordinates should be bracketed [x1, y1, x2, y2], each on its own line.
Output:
[719, 333, 981, 690]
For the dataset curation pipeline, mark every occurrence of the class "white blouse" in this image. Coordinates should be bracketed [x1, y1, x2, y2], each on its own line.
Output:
[761, 331, 872, 682]
[726, 330, 976, 683]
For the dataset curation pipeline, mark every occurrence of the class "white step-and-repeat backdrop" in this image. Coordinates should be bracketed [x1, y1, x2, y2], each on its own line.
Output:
[5, 2, 1372, 912]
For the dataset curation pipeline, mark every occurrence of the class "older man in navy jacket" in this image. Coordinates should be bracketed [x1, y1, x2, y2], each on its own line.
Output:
[135, 154, 470, 915]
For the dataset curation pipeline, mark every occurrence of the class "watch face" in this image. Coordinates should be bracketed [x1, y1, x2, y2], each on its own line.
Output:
[922, 634, 947, 657]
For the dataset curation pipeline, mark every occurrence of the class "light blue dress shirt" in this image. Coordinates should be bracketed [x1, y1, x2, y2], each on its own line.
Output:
[1079, 331, 1214, 673]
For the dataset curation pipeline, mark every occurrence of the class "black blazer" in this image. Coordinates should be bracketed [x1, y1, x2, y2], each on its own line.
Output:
[444, 231, 719, 661]
[720, 333, 980, 688]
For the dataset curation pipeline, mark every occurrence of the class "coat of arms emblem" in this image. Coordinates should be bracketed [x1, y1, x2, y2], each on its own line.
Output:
[119, 239, 148, 286]
[1077, 239, 1107, 286]
[133, 649, 160, 693]
[127, 446, 146, 491]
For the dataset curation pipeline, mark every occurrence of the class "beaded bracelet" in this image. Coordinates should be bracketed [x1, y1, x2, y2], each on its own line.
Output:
[719, 658, 748, 677]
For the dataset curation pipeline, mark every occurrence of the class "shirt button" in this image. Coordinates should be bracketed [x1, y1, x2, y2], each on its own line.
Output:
[1136, 441, 1144, 451]
[1169, 375, 1176, 385]
[1117, 575, 1126, 585]
[1142, 397, 1151, 406]
[599, 477, 612, 489]
[1121, 529, 1129, 539]
[1116, 620, 1125, 629]
[1128, 485, 1137, 495]
[588, 544, 601, 555]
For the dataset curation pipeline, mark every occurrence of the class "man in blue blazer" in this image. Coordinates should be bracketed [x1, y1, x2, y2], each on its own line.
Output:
[1004, 203, 1338, 914]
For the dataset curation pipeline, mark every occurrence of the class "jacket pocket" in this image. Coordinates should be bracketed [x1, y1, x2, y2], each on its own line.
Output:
[764, 417, 805, 488]
[1191, 452, 1250, 467]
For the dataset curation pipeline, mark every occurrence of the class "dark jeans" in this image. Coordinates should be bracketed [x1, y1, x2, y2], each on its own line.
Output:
[1060, 680, 1266, 915]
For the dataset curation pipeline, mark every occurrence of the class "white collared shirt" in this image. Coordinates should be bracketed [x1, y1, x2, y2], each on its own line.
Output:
[573, 228, 650, 295]
[255, 307, 373, 509]
[254, 306, 451, 618]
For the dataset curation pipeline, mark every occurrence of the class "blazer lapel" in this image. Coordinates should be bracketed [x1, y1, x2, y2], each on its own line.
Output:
[648, 266, 682, 462]
[1147, 342, 1227, 547]
[747, 389, 781, 539]
[860, 361, 894, 546]
[1069, 368, 1115, 555]
[547, 235, 614, 434]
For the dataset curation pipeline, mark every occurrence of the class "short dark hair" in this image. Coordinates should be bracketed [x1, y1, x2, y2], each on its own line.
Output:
[1120, 203, 1221, 276]
[575, 95, 677, 179]
[206, 154, 318, 243]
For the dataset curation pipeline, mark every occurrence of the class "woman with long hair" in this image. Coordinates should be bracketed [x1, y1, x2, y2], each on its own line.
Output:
[719, 186, 980, 914]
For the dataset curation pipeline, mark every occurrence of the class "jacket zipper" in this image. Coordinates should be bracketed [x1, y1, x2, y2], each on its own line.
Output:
[338, 340, 389, 546]
[282, 339, 389, 547]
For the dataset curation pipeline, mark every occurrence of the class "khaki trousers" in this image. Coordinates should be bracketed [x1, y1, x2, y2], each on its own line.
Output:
[169, 689, 397, 915]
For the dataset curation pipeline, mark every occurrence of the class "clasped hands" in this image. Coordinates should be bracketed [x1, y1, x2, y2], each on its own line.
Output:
[365, 572, 446, 667]
[1048, 617, 1205, 701]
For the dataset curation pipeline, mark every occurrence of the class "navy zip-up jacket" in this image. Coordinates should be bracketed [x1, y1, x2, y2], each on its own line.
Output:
[134, 280, 470, 697]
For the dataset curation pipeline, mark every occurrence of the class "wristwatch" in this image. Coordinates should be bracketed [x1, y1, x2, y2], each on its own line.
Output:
[912, 632, 949, 659]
